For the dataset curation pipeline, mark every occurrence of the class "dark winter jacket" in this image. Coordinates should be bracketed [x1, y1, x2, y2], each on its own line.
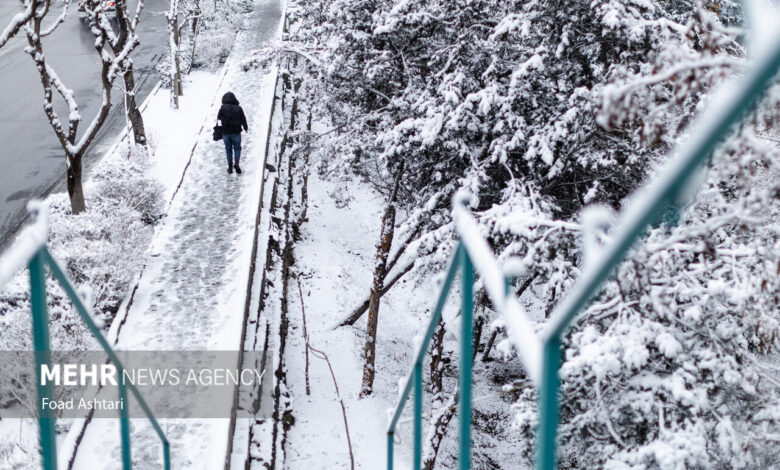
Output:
[217, 92, 248, 135]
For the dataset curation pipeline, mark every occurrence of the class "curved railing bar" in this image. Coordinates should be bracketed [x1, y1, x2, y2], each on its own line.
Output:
[41, 248, 171, 469]
[0, 201, 48, 289]
[0, 203, 171, 470]
[452, 195, 542, 385]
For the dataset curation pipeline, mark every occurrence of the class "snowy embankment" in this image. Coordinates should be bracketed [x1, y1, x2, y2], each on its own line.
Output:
[276, 169, 526, 469]
[64, 0, 283, 468]
[282, 171, 396, 467]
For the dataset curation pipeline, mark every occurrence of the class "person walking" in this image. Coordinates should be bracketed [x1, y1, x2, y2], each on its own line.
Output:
[217, 91, 248, 174]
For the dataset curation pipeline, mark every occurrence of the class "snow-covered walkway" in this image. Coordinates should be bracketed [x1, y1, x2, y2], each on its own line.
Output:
[67, 0, 283, 467]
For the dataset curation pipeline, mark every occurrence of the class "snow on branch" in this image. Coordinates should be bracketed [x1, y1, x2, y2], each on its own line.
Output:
[40, 0, 72, 37]
[242, 42, 324, 71]
[129, 0, 144, 31]
[21, 0, 142, 158]
[546, 31, 780, 341]
[0, 0, 37, 48]
[601, 56, 747, 122]
[452, 192, 542, 384]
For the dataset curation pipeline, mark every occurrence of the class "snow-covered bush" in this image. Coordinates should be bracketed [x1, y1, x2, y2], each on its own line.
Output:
[0, 144, 162, 413]
[0, 437, 39, 470]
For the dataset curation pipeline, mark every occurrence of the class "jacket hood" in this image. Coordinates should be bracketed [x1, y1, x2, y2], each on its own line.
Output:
[222, 92, 239, 105]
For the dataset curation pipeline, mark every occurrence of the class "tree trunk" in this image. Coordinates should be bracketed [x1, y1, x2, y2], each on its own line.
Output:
[430, 323, 445, 409]
[482, 329, 499, 362]
[336, 221, 420, 328]
[423, 387, 458, 470]
[123, 61, 147, 146]
[472, 316, 484, 360]
[173, 18, 183, 97]
[167, 0, 182, 107]
[110, 0, 146, 146]
[186, 3, 200, 74]
[17, 0, 137, 216]
[423, 308, 486, 469]
[359, 203, 396, 397]
[482, 272, 539, 361]
[66, 156, 86, 214]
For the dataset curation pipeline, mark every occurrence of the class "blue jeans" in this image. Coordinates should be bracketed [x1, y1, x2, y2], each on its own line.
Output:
[222, 133, 242, 166]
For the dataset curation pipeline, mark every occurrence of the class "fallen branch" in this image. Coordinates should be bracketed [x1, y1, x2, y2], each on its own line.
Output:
[334, 260, 414, 328]
[333, 219, 421, 329]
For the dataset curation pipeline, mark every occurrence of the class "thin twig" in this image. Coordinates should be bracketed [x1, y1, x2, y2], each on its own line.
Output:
[308, 344, 356, 470]
[297, 277, 311, 395]
[297, 276, 355, 469]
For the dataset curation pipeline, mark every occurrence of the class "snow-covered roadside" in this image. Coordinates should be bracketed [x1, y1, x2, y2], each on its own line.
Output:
[67, 0, 284, 467]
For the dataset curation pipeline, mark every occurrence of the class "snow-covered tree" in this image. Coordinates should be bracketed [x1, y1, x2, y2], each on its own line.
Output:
[161, 0, 248, 107]
[267, 0, 780, 466]
[112, 0, 149, 146]
[0, 0, 145, 213]
[167, 0, 184, 107]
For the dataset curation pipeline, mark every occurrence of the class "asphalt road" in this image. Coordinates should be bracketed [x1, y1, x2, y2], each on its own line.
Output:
[0, 0, 169, 248]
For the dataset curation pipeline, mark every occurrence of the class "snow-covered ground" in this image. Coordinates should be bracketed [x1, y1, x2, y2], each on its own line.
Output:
[260, 152, 525, 468]
[142, 73, 224, 203]
[283, 170, 399, 468]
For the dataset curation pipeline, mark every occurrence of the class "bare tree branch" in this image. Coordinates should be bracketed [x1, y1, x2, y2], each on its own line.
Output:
[0, 0, 37, 48]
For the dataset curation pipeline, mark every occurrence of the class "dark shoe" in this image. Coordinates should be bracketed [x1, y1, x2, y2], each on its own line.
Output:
[234, 163, 242, 174]
[227, 165, 233, 174]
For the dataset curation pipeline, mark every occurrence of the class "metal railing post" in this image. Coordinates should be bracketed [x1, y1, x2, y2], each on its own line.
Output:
[118, 368, 132, 469]
[386, 246, 461, 470]
[28, 250, 58, 470]
[163, 440, 171, 470]
[537, 336, 561, 470]
[458, 248, 473, 470]
[387, 431, 394, 470]
[413, 363, 423, 470]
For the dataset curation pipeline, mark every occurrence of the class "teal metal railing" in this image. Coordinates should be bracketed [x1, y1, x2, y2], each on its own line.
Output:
[386, 198, 542, 470]
[387, 24, 780, 470]
[386, 242, 470, 470]
[0, 202, 171, 470]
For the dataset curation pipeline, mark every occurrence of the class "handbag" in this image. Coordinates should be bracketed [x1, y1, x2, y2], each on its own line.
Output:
[212, 123, 223, 141]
